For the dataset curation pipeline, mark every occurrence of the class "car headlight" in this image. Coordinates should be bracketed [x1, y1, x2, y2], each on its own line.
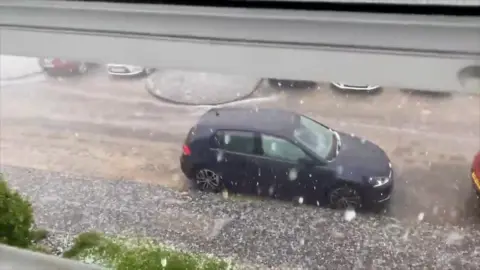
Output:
[368, 176, 390, 187]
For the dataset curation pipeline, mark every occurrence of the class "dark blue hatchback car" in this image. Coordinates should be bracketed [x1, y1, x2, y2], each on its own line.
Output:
[180, 107, 393, 209]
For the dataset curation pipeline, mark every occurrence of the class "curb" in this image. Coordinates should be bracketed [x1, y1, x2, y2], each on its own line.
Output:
[145, 78, 263, 106]
[0, 71, 44, 82]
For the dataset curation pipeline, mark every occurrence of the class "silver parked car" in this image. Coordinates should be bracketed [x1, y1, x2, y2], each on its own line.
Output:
[106, 64, 155, 76]
[331, 82, 381, 92]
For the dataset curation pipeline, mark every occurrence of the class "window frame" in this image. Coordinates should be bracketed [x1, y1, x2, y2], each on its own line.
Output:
[210, 129, 260, 156]
[259, 132, 315, 164]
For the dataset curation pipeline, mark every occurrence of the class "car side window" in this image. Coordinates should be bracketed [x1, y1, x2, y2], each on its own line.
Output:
[261, 134, 307, 162]
[214, 130, 256, 155]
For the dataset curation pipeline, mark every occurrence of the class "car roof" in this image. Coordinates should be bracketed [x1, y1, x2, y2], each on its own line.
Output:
[198, 107, 300, 138]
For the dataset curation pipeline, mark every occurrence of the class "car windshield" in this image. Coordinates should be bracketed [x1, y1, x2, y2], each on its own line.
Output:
[293, 115, 335, 160]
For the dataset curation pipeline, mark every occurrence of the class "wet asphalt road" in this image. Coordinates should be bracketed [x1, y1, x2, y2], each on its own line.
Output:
[1, 70, 480, 268]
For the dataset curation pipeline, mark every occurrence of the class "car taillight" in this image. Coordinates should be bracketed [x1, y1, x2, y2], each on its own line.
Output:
[182, 145, 191, 156]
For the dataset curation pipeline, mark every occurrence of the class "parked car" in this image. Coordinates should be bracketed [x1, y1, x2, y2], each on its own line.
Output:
[471, 151, 480, 196]
[38, 58, 93, 75]
[180, 107, 393, 209]
[106, 64, 155, 77]
[267, 79, 317, 89]
[331, 82, 381, 92]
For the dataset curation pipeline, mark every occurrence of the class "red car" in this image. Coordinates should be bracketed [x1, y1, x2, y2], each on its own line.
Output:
[471, 151, 480, 196]
[38, 58, 94, 76]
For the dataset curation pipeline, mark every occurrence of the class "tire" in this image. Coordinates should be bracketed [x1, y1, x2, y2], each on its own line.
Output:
[192, 168, 223, 193]
[328, 184, 363, 210]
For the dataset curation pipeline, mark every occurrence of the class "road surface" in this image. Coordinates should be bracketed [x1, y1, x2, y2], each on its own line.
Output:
[1, 70, 480, 268]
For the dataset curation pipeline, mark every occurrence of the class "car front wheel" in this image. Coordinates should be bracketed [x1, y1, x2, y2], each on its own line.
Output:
[328, 185, 362, 209]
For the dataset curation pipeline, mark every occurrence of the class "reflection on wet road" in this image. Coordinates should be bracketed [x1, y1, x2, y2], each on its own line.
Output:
[1, 73, 480, 242]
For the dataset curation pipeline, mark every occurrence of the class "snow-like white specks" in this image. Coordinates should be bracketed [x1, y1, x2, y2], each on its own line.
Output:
[74, 132, 79, 138]
[268, 185, 275, 196]
[224, 134, 231, 144]
[309, 174, 312, 178]
[258, 168, 261, 176]
[360, 138, 367, 144]
[298, 197, 304, 204]
[288, 168, 298, 181]
[299, 238, 305, 246]
[331, 230, 345, 239]
[300, 99, 304, 105]
[271, 142, 277, 152]
[417, 212, 425, 222]
[336, 165, 344, 175]
[446, 231, 464, 246]
[344, 208, 356, 221]
[401, 229, 410, 241]
[172, 174, 180, 182]
[316, 201, 320, 206]
[421, 109, 432, 115]
[161, 258, 167, 267]
[350, 133, 355, 137]
[216, 150, 224, 162]
[236, 92, 241, 97]
[221, 190, 229, 199]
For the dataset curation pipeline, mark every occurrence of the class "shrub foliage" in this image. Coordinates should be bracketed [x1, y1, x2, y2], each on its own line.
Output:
[0, 175, 34, 248]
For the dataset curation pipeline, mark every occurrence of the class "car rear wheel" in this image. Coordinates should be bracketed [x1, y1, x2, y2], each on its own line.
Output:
[194, 168, 223, 192]
[328, 185, 362, 209]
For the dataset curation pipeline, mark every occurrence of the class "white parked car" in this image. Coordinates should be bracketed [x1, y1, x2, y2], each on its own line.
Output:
[331, 82, 381, 92]
[106, 64, 155, 76]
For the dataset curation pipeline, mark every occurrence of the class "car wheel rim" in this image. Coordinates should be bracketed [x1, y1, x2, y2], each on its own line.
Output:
[195, 169, 220, 191]
[330, 187, 361, 209]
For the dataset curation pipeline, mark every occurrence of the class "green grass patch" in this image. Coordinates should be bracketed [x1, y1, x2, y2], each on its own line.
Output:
[65, 231, 234, 270]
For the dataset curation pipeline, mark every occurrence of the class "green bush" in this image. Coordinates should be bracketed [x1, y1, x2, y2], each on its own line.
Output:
[65, 231, 233, 270]
[0, 175, 34, 248]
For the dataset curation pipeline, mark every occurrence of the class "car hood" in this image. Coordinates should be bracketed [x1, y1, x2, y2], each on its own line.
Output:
[328, 131, 391, 182]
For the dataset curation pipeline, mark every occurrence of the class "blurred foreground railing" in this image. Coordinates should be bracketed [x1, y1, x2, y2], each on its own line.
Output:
[0, 244, 103, 270]
[1, 0, 479, 92]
